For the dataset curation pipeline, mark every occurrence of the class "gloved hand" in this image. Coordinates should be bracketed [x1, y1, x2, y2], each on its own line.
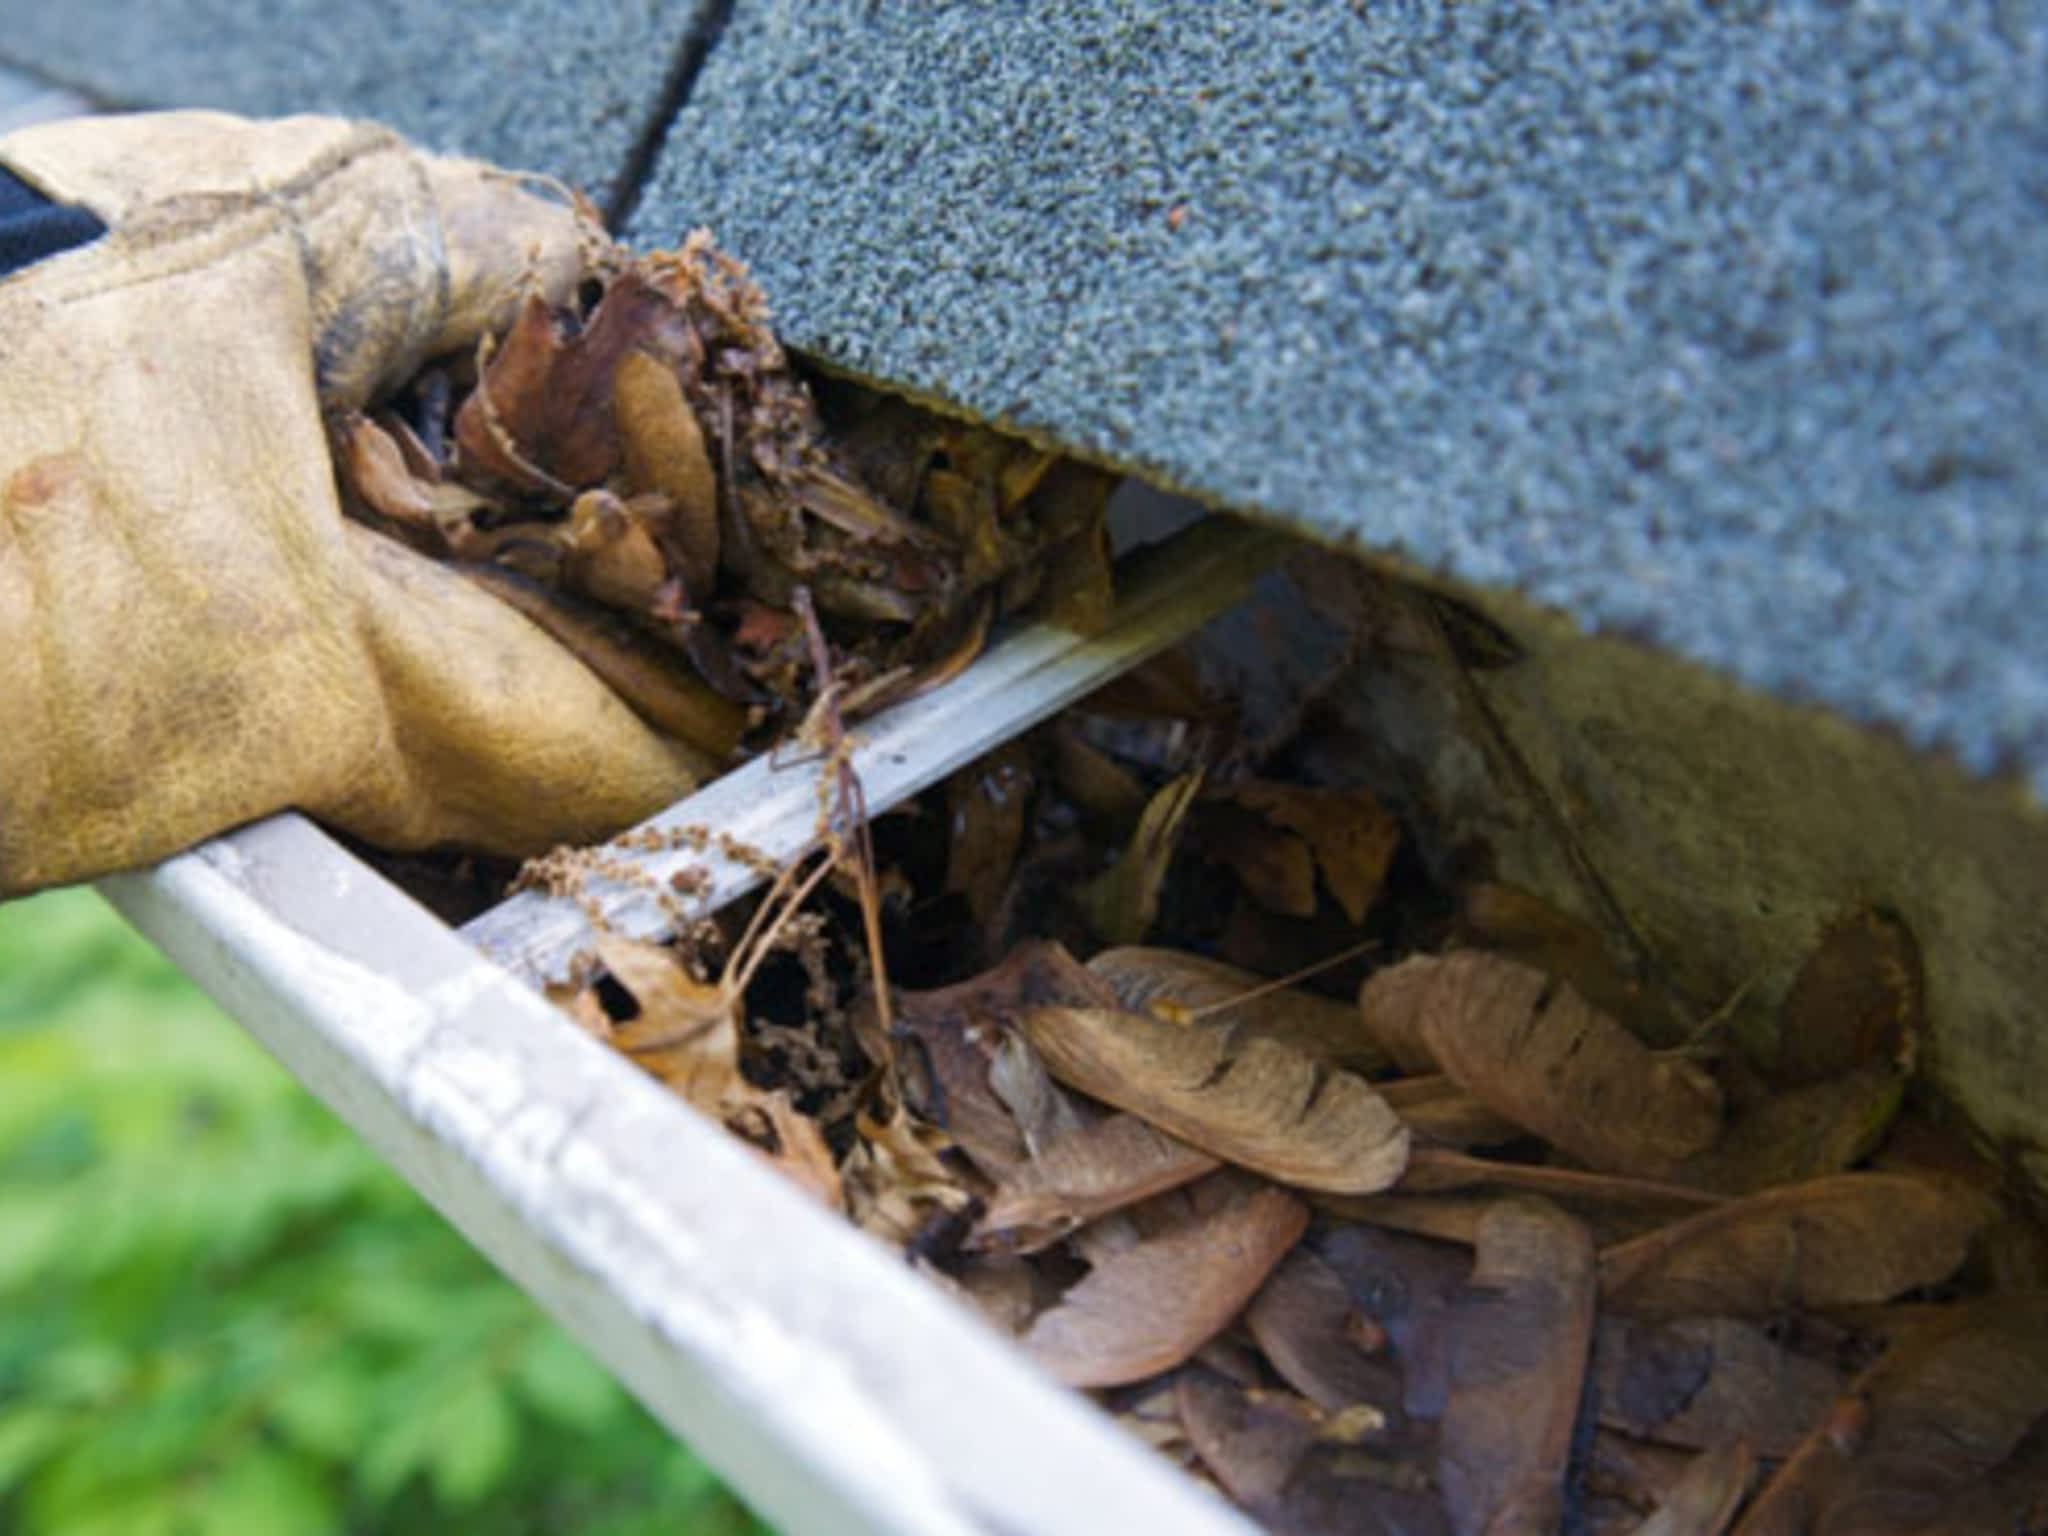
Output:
[0, 112, 713, 895]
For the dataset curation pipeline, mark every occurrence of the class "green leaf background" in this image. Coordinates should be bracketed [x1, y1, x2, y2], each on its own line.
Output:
[0, 889, 767, 1535]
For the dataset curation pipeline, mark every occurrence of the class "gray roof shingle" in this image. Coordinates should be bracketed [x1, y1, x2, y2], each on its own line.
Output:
[632, 0, 2048, 795]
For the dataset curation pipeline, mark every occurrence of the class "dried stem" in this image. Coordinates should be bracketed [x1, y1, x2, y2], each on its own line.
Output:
[792, 586, 896, 1056]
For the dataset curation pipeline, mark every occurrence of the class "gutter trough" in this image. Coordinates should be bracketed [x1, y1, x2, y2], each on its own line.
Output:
[98, 516, 1283, 1536]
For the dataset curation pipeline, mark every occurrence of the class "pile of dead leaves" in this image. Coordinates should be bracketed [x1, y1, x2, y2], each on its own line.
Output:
[336, 230, 1114, 761]
[561, 578, 2048, 1532]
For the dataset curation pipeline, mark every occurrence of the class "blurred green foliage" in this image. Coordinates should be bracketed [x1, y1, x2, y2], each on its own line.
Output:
[0, 888, 766, 1535]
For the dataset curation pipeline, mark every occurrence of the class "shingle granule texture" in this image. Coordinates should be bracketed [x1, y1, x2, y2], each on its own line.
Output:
[634, 1, 2048, 795]
[0, 1, 718, 198]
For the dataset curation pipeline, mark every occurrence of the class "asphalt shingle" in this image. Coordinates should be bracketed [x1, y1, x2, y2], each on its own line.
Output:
[0, 1, 718, 200]
[633, 0, 2048, 796]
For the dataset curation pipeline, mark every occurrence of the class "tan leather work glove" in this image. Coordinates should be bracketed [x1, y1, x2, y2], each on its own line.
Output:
[0, 112, 712, 895]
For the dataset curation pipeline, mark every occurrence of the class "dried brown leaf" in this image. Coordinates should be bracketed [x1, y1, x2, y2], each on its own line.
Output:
[561, 487, 673, 614]
[338, 412, 441, 533]
[1317, 1224, 1473, 1422]
[1081, 770, 1203, 946]
[893, 943, 1116, 1180]
[456, 566, 741, 759]
[974, 1111, 1219, 1253]
[1361, 953, 1723, 1176]
[594, 938, 840, 1207]
[1588, 1432, 1698, 1514]
[1379, 1075, 1526, 1150]
[1049, 718, 1149, 825]
[1397, 1149, 1726, 1244]
[1016, 1001, 1410, 1194]
[1435, 1200, 1598, 1536]
[453, 293, 573, 495]
[1203, 802, 1320, 918]
[1456, 882, 1652, 1035]
[1020, 1179, 1309, 1387]
[944, 742, 1034, 929]
[1232, 782, 1400, 925]
[1089, 946, 1388, 1073]
[1247, 1248, 1407, 1415]
[1734, 1294, 2048, 1536]
[615, 348, 720, 595]
[1177, 1368, 1326, 1506]
[1773, 907, 1923, 1088]
[1600, 1173, 1994, 1321]
[843, 1107, 975, 1246]
[1632, 1442, 1754, 1536]
[1673, 1060, 1906, 1195]
[1592, 1316, 1843, 1459]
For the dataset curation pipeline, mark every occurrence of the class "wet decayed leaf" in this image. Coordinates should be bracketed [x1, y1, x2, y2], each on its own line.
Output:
[1733, 1294, 2048, 1536]
[1229, 783, 1400, 925]
[975, 1112, 1219, 1253]
[1176, 1367, 1325, 1505]
[1088, 946, 1388, 1073]
[1673, 1060, 1906, 1196]
[1081, 770, 1204, 946]
[1591, 1315, 1843, 1459]
[1246, 1247, 1407, 1415]
[1205, 801, 1321, 918]
[1599, 1173, 1993, 1321]
[944, 742, 1034, 931]
[1020, 1178, 1309, 1387]
[1317, 1224, 1473, 1422]
[1359, 953, 1723, 1176]
[1772, 907, 1923, 1088]
[1632, 1441, 1753, 1536]
[1016, 1000, 1411, 1194]
[1587, 1431, 1697, 1515]
[1435, 1200, 1598, 1536]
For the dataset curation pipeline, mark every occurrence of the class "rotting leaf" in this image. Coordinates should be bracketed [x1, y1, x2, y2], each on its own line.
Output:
[1177, 1367, 1325, 1506]
[1020, 1177, 1309, 1387]
[1631, 1441, 1753, 1536]
[1591, 1315, 1843, 1459]
[1088, 946, 1388, 1073]
[1015, 1000, 1411, 1194]
[1080, 770, 1204, 946]
[1230, 782, 1400, 926]
[1599, 1173, 1994, 1321]
[1201, 800, 1320, 918]
[1733, 1294, 2048, 1536]
[945, 742, 1034, 931]
[974, 1112, 1219, 1254]
[1317, 1224, 1473, 1422]
[1246, 1248, 1407, 1415]
[1772, 907, 1924, 1088]
[1359, 953, 1722, 1176]
[1588, 1432, 1698, 1515]
[1435, 1199, 1598, 1536]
